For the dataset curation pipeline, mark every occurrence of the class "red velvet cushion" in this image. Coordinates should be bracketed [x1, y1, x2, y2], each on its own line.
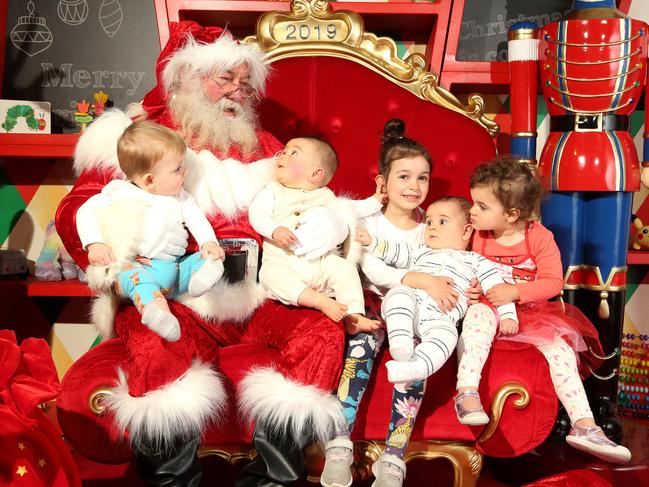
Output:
[351, 339, 557, 458]
[56, 339, 133, 464]
[261, 57, 496, 204]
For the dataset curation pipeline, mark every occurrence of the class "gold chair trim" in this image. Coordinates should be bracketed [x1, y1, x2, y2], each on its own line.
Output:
[478, 381, 530, 445]
[198, 445, 257, 465]
[88, 387, 114, 415]
[243, 0, 498, 137]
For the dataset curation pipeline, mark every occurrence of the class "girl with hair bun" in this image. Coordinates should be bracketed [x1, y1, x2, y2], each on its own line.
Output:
[321, 119, 458, 487]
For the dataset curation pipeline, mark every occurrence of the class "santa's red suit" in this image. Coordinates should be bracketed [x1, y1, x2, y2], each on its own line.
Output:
[55, 21, 346, 480]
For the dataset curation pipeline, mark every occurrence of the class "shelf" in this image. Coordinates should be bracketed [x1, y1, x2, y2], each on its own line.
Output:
[628, 250, 649, 266]
[0, 134, 79, 158]
[0, 277, 92, 297]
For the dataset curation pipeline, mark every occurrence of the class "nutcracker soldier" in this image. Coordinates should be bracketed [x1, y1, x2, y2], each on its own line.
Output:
[508, 0, 649, 440]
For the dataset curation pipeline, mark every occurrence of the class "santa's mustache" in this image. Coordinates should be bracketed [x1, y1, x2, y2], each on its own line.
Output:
[169, 86, 259, 155]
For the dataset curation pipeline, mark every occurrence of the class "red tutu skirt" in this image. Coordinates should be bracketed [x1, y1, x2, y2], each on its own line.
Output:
[498, 301, 604, 379]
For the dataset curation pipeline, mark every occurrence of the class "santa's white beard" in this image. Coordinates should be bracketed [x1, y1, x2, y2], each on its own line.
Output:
[169, 82, 259, 156]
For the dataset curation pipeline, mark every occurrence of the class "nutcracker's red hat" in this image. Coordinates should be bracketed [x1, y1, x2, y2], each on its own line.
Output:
[141, 21, 268, 122]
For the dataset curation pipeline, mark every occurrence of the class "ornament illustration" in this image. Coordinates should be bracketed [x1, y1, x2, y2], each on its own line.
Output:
[10, 0, 53, 57]
[99, 0, 123, 38]
[57, 0, 89, 26]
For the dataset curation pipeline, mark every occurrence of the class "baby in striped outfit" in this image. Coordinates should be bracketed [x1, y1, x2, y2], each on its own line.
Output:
[356, 196, 518, 383]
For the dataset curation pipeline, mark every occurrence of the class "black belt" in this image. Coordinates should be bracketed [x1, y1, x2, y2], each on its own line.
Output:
[550, 114, 630, 133]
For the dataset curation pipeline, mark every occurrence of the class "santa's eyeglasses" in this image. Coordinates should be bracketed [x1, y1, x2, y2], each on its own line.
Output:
[206, 75, 257, 99]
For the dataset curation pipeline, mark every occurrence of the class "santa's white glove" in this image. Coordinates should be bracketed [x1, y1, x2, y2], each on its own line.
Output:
[292, 206, 348, 260]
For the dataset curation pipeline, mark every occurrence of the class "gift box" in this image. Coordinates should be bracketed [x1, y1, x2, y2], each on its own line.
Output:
[0, 99, 51, 134]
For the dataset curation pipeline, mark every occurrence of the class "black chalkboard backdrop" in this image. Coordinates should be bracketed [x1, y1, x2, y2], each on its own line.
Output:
[457, 0, 573, 62]
[3, 0, 160, 133]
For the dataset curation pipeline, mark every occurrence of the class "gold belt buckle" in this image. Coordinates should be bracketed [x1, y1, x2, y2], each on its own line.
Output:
[574, 113, 603, 132]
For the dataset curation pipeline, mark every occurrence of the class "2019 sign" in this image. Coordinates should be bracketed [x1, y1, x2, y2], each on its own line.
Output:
[277, 20, 347, 42]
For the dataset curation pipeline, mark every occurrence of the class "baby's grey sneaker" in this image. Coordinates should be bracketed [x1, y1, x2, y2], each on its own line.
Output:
[141, 302, 181, 342]
[188, 258, 225, 297]
[371, 453, 406, 487]
[320, 437, 354, 487]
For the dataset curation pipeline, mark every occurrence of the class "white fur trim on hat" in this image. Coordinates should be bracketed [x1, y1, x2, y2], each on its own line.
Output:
[73, 109, 132, 177]
[238, 368, 346, 446]
[162, 32, 268, 96]
[106, 361, 226, 452]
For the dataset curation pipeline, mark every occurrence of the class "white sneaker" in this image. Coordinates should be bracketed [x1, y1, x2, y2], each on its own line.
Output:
[320, 437, 354, 487]
[566, 425, 631, 464]
[371, 453, 406, 487]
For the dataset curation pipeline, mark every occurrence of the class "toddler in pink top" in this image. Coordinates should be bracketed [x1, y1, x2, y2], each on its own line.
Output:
[454, 157, 631, 464]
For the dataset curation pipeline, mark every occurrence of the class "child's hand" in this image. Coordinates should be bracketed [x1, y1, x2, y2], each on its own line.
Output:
[87, 243, 116, 266]
[201, 241, 225, 261]
[465, 278, 483, 305]
[134, 255, 152, 266]
[485, 283, 520, 307]
[499, 318, 519, 335]
[355, 229, 372, 246]
[372, 179, 388, 205]
[272, 226, 297, 248]
[404, 272, 458, 313]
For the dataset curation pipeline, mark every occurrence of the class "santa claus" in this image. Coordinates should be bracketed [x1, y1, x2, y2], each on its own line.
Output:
[56, 21, 348, 486]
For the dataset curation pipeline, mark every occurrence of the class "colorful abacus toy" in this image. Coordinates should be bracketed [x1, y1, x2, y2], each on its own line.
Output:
[619, 333, 649, 417]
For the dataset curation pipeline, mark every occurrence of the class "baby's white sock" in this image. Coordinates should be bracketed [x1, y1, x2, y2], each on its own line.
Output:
[141, 302, 181, 342]
[389, 338, 414, 362]
[188, 259, 225, 297]
[385, 359, 429, 383]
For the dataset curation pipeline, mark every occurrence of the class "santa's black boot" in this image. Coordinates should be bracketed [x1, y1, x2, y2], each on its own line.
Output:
[235, 425, 305, 487]
[135, 435, 203, 487]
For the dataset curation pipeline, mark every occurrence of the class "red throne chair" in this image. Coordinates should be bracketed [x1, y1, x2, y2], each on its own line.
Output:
[56, 2, 558, 485]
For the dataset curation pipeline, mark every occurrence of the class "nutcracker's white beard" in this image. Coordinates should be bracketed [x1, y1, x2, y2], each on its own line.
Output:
[169, 78, 259, 155]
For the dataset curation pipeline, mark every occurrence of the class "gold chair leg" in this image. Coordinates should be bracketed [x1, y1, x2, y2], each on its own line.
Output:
[404, 441, 482, 487]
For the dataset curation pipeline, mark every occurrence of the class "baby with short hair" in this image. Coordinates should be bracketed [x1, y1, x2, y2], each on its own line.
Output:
[249, 137, 380, 332]
[356, 196, 518, 384]
[76, 120, 225, 341]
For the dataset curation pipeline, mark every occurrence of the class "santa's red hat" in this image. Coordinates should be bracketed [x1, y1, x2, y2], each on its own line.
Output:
[141, 21, 268, 122]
